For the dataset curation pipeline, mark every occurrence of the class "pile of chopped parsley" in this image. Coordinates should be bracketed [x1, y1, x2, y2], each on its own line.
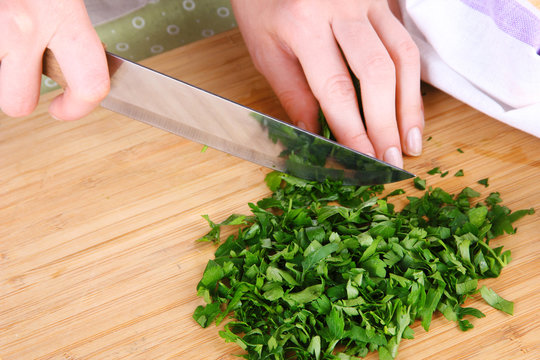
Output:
[193, 172, 533, 360]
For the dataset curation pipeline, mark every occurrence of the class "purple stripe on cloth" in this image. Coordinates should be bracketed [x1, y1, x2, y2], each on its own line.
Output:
[460, 0, 540, 54]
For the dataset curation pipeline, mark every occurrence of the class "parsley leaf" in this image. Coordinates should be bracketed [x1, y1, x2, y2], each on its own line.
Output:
[478, 178, 489, 187]
[479, 286, 514, 315]
[194, 171, 531, 359]
[413, 177, 426, 190]
[427, 167, 441, 175]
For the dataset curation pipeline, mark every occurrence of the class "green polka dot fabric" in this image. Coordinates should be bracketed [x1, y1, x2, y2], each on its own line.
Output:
[41, 0, 237, 93]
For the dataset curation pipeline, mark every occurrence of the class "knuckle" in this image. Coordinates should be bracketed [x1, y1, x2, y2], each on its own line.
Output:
[276, 87, 318, 127]
[320, 74, 356, 102]
[279, 0, 319, 40]
[363, 54, 396, 81]
[4, 5, 36, 37]
[399, 103, 423, 120]
[347, 132, 371, 145]
[395, 40, 420, 66]
[72, 75, 110, 103]
[373, 123, 397, 134]
[276, 89, 301, 110]
[284, 0, 312, 19]
[338, 131, 374, 155]
[367, 123, 399, 141]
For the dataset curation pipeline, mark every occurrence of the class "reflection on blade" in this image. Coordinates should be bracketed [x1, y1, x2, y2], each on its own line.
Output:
[102, 52, 414, 185]
[254, 113, 413, 185]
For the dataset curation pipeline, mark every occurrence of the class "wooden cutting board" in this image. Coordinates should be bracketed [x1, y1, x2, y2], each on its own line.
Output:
[0, 29, 538, 360]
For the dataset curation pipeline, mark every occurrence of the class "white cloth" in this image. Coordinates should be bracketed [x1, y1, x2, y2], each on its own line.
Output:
[398, 0, 540, 138]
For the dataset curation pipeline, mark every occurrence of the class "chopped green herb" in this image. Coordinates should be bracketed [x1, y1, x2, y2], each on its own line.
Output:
[478, 178, 489, 187]
[457, 148, 464, 153]
[441, 171, 449, 178]
[201, 145, 209, 153]
[427, 136, 433, 141]
[454, 169, 464, 177]
[414, 177, 426, 190]
[385, 189, 406, 198]
[194, 172, 531, 359]
[427, 167, 441, 175]
[479, 286, 514, 315]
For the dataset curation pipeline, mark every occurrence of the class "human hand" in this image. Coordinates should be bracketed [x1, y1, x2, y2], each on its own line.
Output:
[0, 0, 109, 120]
[231, 0, 423, 168]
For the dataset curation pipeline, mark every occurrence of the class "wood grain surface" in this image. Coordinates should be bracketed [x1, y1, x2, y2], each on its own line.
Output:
[1, 29, 539, 360]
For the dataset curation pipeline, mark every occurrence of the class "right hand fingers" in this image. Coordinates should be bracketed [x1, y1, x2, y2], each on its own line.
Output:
[0, 0, 109, 120]
[0, 48, 43, 117]
[332, 18, 403, 167]
[47, 12, 109, 121]
[0, 1, 42, 117]
[369, 2, 423, 157]
[248, 38, 321, 134]
[289, 19, 377, 158]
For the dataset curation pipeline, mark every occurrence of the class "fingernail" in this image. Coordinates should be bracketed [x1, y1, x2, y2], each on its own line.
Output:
[406, 127, 422, 156]
[49, 109, 61, 121]
[384, 146, 403, 168]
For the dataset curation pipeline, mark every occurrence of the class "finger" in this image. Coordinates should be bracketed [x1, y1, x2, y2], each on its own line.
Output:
[290, 27, 376, 157]
[333, 19, 402, 167]
[252, 40, 320, 133]
[369, 3, 423, 156]
[47, 19, 109, 121]
[0, 50, 42, 117]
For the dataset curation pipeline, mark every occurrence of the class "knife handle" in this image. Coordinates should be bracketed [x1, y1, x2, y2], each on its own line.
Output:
[42, 48, 68, 88]
[42, 44, 110, 89]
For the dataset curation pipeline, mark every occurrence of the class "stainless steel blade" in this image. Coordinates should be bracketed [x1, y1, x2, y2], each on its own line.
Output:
[102, 52, 414, 185]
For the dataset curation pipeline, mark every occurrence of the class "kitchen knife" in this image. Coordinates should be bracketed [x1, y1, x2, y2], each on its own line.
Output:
[43, 49, 414, 185]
